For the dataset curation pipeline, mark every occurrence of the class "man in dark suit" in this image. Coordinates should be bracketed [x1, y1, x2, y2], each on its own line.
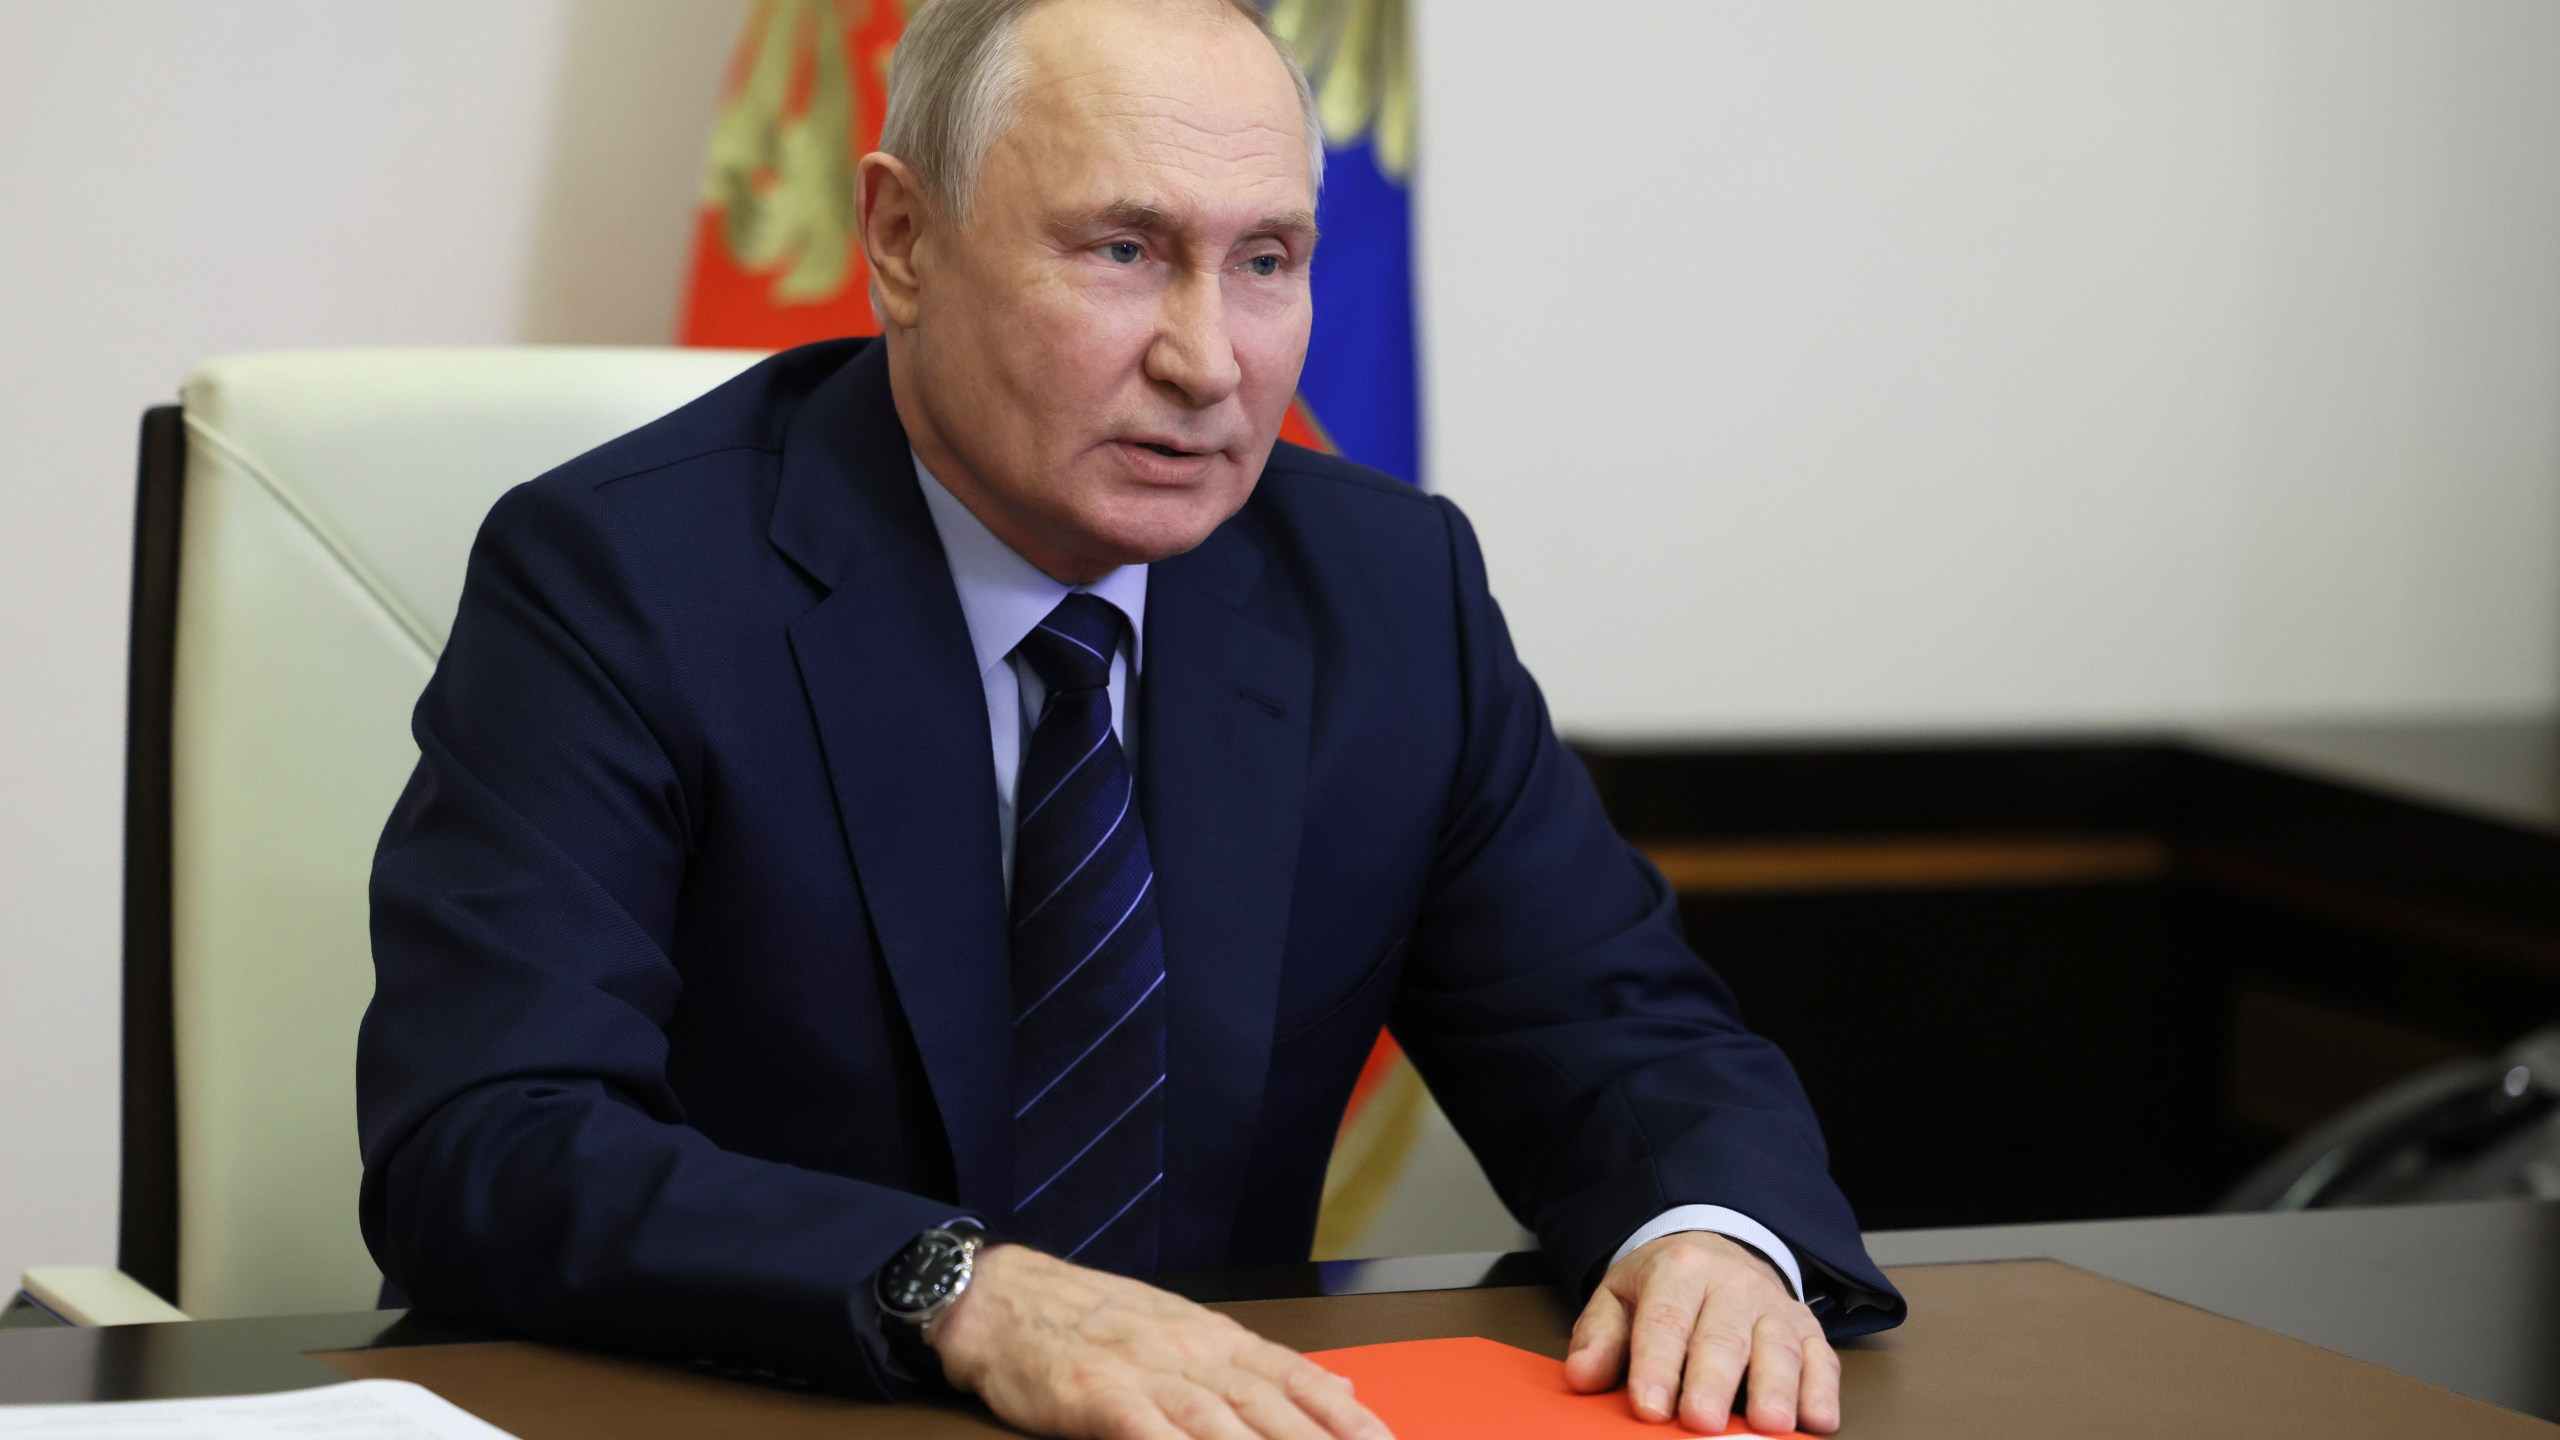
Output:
[357, 0, 1904, 1435]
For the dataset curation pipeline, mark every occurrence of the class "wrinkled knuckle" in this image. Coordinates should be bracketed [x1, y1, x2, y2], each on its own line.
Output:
[1694, 1325, 1753, 1363]
[1662, 1246, 1714, 1281]
[1163, 1388, 1223, 1429]
[1301, 1370, 1360, 1413]
[1754, 1403, 1800, 1434]
[1089, 1392, 1154, 1437]
[1634, 1306, 1693, 1342]
[1217, 1370, 1265, 1407]
[1283, 1359, 1334, 1395]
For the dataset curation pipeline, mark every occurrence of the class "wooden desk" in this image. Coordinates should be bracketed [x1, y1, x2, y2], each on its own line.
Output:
[1870, 1196, 2560, 1422]
[6, 1201, 2554, 1435]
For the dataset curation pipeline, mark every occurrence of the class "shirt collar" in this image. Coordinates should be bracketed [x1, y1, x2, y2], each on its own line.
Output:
[911, 453, 1149, 679]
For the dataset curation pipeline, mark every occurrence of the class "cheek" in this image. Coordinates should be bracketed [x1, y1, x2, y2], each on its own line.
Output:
[1235, 309, 1312, 413]
[1234, 276, 1312, 349]
[1014, 283, 1158, 413]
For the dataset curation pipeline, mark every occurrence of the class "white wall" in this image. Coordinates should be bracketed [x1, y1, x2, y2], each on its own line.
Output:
[1417, 0, 2560, 735]
[3, 0, 2557, 1287]
[0, 0, 742, 1294]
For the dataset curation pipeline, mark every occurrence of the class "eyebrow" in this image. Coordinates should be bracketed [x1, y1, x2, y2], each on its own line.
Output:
[1253, 209, 1321, 245]
[1067, 200, 1321, 246]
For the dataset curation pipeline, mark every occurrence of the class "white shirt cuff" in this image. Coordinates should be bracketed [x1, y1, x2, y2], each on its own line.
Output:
[1608, 1205, 1805, 1302]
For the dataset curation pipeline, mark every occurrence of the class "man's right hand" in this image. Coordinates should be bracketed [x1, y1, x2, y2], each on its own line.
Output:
[926, 1244, 1392, 1440]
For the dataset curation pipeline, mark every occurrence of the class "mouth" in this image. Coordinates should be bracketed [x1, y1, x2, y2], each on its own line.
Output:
[1108, 436, 1223, 482]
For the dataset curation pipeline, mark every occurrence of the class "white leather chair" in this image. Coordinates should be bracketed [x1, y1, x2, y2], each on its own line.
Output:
[25, 348, 766, 1323]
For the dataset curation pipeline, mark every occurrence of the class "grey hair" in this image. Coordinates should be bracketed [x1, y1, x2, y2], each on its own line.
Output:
[878, 0, 1325, 221]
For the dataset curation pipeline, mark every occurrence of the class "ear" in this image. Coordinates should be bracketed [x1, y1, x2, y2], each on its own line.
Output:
[857, 151, 930, 331]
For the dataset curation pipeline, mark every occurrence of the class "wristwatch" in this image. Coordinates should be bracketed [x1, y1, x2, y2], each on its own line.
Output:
[877, 1226, 990, 1355]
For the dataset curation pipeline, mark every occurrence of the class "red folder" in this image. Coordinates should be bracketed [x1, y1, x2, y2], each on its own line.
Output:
[1311, 1336, 1808, 1440]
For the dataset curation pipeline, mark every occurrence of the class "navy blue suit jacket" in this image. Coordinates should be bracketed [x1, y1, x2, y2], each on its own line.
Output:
[358, 338, 1904, 1397]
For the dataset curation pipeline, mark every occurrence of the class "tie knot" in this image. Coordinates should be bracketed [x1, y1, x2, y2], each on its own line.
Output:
[1018, 593, 1124, 693]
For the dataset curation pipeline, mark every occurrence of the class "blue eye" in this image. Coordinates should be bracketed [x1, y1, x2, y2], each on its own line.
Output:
[1104, 241, 1142, 264]
[1245, 254, 1282, 277]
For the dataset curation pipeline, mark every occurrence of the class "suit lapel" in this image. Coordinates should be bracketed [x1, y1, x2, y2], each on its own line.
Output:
[773, 343, 1013, 1214]
[1141, 523, 1314, 1269]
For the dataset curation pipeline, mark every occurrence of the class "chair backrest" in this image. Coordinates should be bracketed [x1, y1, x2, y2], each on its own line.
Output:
[127, 348, 767, 1318]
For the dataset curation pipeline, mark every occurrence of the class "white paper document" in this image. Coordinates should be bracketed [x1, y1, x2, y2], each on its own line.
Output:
[0, 1380, 520, 1439]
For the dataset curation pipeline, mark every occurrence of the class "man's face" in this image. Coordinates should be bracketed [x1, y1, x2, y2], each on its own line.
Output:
[891, 0, 1317, 583]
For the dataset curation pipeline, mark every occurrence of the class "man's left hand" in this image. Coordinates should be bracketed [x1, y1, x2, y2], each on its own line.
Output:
[1563, 1231, 1839, 1435]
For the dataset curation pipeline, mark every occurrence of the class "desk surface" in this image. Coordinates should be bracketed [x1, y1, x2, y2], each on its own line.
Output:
[1871, 1197, 2560, 1422]
[6, 1200, 2554, 1430]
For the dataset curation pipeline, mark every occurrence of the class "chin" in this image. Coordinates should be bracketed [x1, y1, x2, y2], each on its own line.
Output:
[1079, 480, 1251, 566]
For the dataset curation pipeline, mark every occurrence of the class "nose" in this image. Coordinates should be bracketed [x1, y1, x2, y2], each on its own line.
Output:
[1144, 268, 1243, 409]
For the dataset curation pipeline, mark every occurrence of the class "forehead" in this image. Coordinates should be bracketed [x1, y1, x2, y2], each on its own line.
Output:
[991, 0, 1313, 220]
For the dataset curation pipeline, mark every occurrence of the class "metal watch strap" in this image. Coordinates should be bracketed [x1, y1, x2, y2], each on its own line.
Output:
[876, 1227, 988, 1386]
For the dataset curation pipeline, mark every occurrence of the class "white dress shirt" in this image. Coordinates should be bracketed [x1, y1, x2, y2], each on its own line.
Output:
[913, 458, 1148, 891]
[911, 456, 1805, 1302]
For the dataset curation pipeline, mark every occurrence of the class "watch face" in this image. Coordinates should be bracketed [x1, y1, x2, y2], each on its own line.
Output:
[882, 1231, 970, 1315]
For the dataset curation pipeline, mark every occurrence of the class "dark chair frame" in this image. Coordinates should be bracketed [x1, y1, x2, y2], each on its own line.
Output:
[120, 405, 188, 1305]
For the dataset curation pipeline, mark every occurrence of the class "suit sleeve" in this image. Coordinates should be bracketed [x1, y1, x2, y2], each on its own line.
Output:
[1386, 496, 1906, 1340]
[357, 479, 962, 1396]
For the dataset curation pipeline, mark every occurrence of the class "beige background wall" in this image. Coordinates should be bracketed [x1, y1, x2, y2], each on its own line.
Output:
[1417, 0, 2560, 736]
[3, 0, 2556, 1288]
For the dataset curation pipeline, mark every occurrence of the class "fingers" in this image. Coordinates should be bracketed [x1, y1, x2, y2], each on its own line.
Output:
[1151, 1375, 1273, 1440]
[1563, 1284, 1631, 1394]
[1283, 1363, 1387, 1440]
[1672, 1283, 1757, 1433]
[1142, 1365, 1384, 1440]
[1222, 1373, 1348, 1440]
[1796, 1333, 1843, 1435]
[946, 1251, 1389, 1440]
[1622, 1258, 1712, 1423]
[1236, 1342, 1389, 1440]
[1081, 1389, 1193, 1440]
[1737, 1315, 1804, 1436]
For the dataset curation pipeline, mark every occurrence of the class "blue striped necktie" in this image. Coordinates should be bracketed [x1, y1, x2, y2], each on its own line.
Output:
[1006, 592, 1164, 1273]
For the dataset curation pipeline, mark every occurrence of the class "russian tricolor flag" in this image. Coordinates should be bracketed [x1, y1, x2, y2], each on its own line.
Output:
[1268, 0, 1423, 487]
